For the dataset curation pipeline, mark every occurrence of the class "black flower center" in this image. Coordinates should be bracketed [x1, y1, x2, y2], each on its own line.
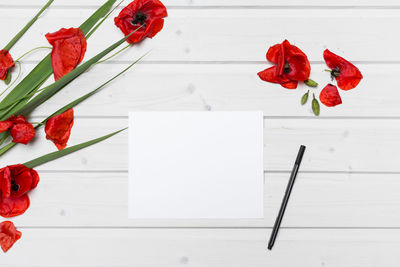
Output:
[330, 67, 340, 80]
[284, 62, 291, 74]
[11, 180, 20, 192]
[131, 12, 148, 26]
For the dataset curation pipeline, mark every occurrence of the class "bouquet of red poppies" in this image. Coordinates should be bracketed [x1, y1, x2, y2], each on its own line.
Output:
[0, 0, 167, 252]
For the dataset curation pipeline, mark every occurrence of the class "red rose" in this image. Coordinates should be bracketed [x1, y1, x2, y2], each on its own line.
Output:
[0, 50, 14, 81]
[258, 40, 311, 89]
[0, 221, 21, 252]
[0, 115, 35, 145]
[114, 0, 168, 44]
[323, 49, 363, 90]
[319, 84, 342, 107]
[0, 164, 39, 218]
[46, 28, 87, 81]
[45, 108, 74, 150]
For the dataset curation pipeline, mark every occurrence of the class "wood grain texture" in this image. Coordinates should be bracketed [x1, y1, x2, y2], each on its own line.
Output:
[1, 9, 400, 62]
[1, 118, 398, 173]
[4, 172, 400, 228]
[10, 63, 398, 118]
[0, 1, 397, 265]
[1, 228, 400, 267]
[7, 0, 400, 7]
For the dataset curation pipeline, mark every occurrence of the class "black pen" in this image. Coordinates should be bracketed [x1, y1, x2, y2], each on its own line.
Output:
[268, 145, 306, 250]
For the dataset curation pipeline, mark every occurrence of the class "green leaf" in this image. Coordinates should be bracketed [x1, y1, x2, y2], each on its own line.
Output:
[312, 93, 320, 116]
[4, 72, 11, 85]
[0, 55, 145, 157]
[301, 90, 309, 105]
[16, 28, 140, 117]
[24, 128, 126, 169]
[0, 0, 117, 121]
[3, 0, 54, 51]
[304, 78, 318, 88]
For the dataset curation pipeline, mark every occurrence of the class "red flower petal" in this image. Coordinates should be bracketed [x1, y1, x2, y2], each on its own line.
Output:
[319, 84, 342, 107]
[10, 121, 35, 145]
[323, 49, 363, 90]
[0, 116, 35, 145]
[258, 66, 298, 89]
[46, 28, 87, 81]
[114, 0, 168, 44]
[0, 194, 30, 218]
[0, 50, 15, 81]
[283, 41, 311, 82]
[0, 221, 21, 252]
[0, 121, 13, 133]
[45, 108, 74, 150]
[0, 167, 11, 199]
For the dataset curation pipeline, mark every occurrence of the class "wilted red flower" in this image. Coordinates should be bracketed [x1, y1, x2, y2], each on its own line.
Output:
[258, 40, 311, 89]
[0, 164, 39, 218]
[323, 49, 363, 90]
[319, 84, 342, 107]
[45, 108, 74, 150]
[0, 115, 35, 145]
[46, 28, 87, 81]
[0, 50, 14, 81]
[114, 0, 168, 44]
[0, 221, 21, 252]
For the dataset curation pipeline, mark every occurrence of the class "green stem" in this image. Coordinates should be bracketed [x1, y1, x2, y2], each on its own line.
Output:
[4, 0, 54, 51]
[14, 47, 52, 62]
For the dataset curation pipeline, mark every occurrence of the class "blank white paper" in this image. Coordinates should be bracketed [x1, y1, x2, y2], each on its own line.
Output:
[129, 111, 264, 219]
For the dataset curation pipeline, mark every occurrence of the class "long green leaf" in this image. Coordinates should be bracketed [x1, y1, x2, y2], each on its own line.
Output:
[0, 0, 117, 120]
[0, 55, 145, 157]
[16, 28, 139, 117]
[3, 0, 54, 51]
[24, 128, 126, 168]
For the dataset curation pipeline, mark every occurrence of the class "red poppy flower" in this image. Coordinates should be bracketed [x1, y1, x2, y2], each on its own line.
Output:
[46, 28, 87, 81]
[258, 40, 311, 89]
[0, 164, 39, 218]
[0, 221, 21, 252]
[319, 84, 342, 107]
[323, 49, 363, 90]
[45, 108, 74, 150]
[0, 50, 14, 81]
[0, 115, 35, 145]
[114, 0, 168, 44]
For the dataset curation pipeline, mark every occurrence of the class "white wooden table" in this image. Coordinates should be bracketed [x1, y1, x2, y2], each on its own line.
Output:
[1, 0, 400, 266]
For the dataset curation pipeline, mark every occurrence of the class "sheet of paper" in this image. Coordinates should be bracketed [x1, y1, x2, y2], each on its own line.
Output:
[129, 111, 264, 219]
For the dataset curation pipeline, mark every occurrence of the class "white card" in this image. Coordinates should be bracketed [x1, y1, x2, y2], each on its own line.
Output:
[129, 111, 264, 219]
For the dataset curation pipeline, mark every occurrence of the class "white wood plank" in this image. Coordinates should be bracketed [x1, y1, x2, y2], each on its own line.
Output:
[0, 118, 399, 172]
[9, 62, 396, 118]
[1, 9, 400, 62]
[7, 0, 400, 7]
[1, 228, 400, 266]
[6, 172, 400, 227]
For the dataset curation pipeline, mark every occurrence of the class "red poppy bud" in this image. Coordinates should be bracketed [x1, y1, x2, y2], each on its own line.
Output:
[319, 84, 342, 107]
[258, 40, 311, 89]
[323, 49, 363, 90]
[114, 0, 168, 44]
[0, 115, 35, 145]
[46, 28, 87, 81]
[0, 50, 15, 81]
[0, 221, 21, 252]
[45, 108, 74, 150]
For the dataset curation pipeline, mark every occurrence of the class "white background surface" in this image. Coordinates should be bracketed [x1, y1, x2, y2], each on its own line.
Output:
[1, 0, 400, 266]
